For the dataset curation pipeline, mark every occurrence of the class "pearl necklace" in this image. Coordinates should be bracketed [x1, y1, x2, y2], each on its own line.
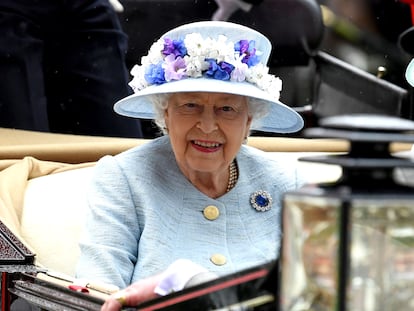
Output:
[226, 160, 238, 193]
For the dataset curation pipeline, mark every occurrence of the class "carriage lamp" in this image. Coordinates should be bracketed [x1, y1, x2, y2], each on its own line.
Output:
[280, 114, 414, 311]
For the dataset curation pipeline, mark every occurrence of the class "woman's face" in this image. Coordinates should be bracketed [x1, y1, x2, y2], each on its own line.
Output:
[165, 92, 252, 176]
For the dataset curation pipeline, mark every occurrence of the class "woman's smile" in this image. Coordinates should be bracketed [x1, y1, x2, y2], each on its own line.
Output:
[191, 140, 222, 153]
[165, 92, 251, 179]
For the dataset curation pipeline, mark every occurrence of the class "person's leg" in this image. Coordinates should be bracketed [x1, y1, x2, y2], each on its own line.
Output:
[0, 4, 49, 131]
[45, 0, 143, 137]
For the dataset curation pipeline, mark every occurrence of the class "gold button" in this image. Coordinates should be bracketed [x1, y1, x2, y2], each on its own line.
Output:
[210, 254, 227, 266]
[203, 205, 220, 220]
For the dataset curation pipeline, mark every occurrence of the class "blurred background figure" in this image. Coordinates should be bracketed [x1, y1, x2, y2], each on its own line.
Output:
[212, 0, 263, 21]
[318, 0, 412, 87]
[0, 0, 143, 138]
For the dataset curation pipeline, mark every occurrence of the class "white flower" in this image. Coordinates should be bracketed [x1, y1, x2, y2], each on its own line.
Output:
[129, 65, 149, 91]
[265, 76, 282, 100]
[184, 55, 205, 78]
[215, 35, 234, 62]
[184, 33, 205, 57]
[246, 63, 269, 87]
[144, 38, 164, 65]
[246, 63, 282, 100]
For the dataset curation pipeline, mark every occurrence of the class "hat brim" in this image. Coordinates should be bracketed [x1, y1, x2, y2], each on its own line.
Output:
[406, 59, 414, 87]
[114, 78, 304, 133]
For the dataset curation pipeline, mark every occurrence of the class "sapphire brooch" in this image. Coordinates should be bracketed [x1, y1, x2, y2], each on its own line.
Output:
[250, 190, 273, 212]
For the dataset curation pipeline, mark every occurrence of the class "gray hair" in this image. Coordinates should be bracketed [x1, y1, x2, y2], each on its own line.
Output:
[150, 94, 271, 135]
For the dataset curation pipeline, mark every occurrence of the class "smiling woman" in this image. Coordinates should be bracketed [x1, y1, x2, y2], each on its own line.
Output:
[75, 20, 304, 311]
[164, 92, 251, 198]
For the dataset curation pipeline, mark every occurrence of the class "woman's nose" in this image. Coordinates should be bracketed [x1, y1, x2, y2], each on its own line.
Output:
[197, 109, 218, 133]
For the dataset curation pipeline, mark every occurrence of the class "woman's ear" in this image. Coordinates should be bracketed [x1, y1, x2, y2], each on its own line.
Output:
[164, 106, 169, 123]
[246, 114, 253, 130]
[243, 116, 252, 143]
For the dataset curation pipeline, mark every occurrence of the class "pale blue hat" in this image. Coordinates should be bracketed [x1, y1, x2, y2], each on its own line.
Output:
[114, 21, 304, 133]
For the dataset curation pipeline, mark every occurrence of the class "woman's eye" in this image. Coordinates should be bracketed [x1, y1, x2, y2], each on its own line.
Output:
[216, 106, 239, 119]
[185, 103, 197, 108]
[221, 106, 235, 112]
[175, 102, 201, 114]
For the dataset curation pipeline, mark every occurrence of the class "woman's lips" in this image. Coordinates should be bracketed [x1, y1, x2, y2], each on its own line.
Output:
[191, 140, 222, 153]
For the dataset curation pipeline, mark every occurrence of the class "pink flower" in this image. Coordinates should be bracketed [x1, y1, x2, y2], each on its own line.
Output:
[163, 54, 187, 81]
[231, 62, 248, 82]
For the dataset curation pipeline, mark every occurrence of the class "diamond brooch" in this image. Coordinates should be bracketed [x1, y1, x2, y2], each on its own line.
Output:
[250, 190, 273, 212]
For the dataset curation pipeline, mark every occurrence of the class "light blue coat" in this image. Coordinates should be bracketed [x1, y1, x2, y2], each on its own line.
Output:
[76, 136, 302, 289]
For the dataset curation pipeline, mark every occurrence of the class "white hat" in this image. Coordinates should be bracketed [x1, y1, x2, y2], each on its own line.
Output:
[114, 21, 304, 133]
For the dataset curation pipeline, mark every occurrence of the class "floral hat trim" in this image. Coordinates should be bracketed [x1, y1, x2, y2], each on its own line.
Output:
[128, 32, 282, 101]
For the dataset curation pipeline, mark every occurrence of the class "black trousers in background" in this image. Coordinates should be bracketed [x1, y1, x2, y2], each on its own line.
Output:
[0, 0, 143, 138]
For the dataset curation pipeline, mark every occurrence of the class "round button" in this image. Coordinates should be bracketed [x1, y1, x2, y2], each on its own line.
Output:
[203, 205, 220, 220]
[210, 254, 227, 266]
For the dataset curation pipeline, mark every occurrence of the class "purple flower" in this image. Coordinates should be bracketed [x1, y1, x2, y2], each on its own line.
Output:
[205, 59, 234, 81]
[163, 54, 187, 81]
[235, 40, 260, 67]
[162, 38, 187, 58]
[144, 62, 166, 85]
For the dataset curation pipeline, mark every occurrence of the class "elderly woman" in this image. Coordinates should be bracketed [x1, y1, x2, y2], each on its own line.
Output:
[76, 21, 304, 310]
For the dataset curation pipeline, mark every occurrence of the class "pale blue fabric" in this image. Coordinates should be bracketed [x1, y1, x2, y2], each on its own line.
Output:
[76, 136, 303, 289]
